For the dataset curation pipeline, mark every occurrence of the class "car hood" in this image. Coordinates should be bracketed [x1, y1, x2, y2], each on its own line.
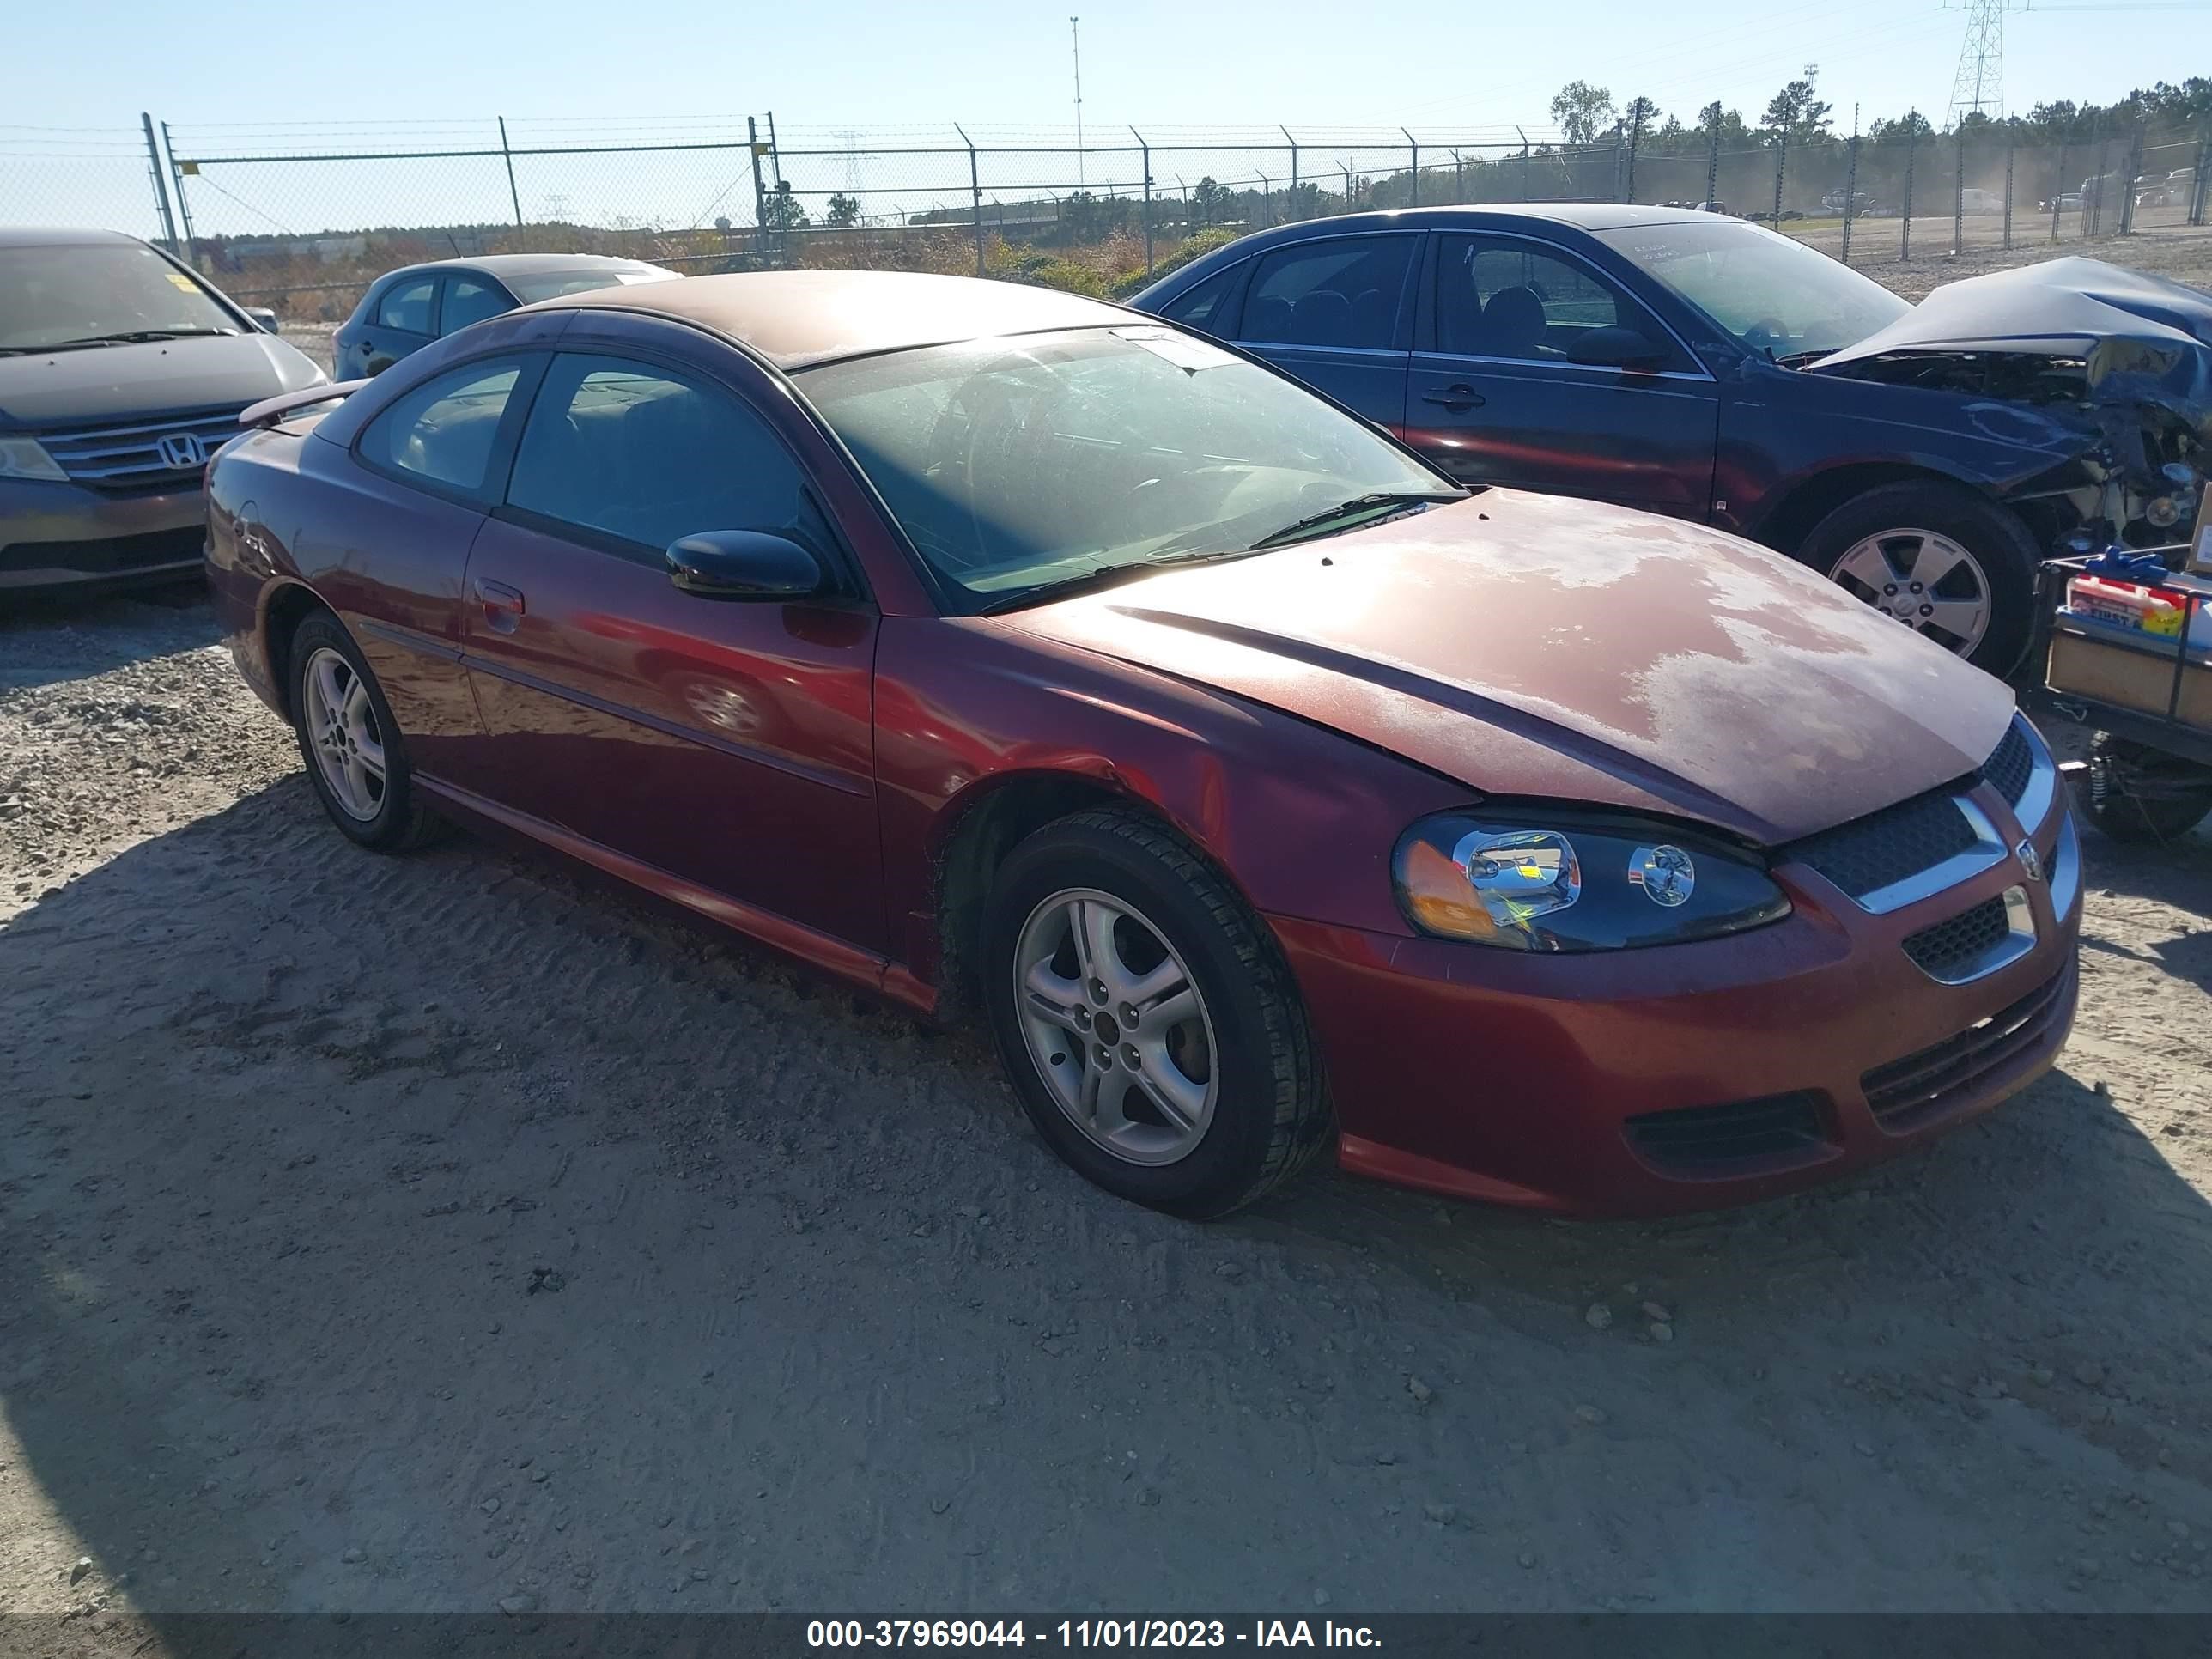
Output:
[998, 491, 2014, 847]
[0, 331, 325, 428]
[1808, 258, 2212, 489]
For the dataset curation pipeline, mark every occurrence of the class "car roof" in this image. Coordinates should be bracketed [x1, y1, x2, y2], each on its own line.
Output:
[1139, 202, 1746, 291]
[0, 226, 154, 249]
[538, 269, 1136, 370]
[379, 252, 669, 280]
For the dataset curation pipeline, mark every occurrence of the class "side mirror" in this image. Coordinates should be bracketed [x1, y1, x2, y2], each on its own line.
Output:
[1567, 325, 1668, 374]
[244, 307, 282, 334]
[666, 530, 824, 601]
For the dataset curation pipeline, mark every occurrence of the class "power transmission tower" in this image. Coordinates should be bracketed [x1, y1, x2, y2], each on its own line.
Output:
[1947, 0, 2008, 124]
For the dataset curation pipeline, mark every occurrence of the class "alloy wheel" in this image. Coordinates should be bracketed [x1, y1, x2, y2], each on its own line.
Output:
[1827, 527, 1992, 657]
[1012, 887, 1219, 1167]
[301, 646, 387, 822]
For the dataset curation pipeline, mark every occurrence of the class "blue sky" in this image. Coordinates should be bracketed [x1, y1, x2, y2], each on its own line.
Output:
[14, 0, 2181, 137]
[7, 0, 2190, 237]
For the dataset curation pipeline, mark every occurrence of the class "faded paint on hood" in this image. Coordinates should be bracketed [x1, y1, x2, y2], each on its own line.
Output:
[998, 490, 2015, 846]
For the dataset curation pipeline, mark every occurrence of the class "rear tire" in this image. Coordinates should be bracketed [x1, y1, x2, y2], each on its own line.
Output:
[2078, 732, 2212, 844]
[288, 611, 446, 853]
[981, 808, 1331, 1218]
[1796, 481, 2039, 676]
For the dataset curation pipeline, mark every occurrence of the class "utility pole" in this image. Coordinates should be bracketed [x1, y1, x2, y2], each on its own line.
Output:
[1070, 17, 1085, 186]
[747, 116, 769, 264]
[140, 112, 180, 251]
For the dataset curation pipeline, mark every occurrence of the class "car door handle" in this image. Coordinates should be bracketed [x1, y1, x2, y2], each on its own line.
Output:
[1421, 386, 1486, 410]
[474, 579, 525, 633]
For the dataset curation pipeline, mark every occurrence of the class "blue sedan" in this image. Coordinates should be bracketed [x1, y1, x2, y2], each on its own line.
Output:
[1133, 205, 2210, 674]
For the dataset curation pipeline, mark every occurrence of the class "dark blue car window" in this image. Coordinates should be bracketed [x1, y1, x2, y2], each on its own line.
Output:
[1158, 263, 1242, 337]
[440, 276, 507, 335]
[1241, 238, 1412, 351]
[375, 277, 435, 336]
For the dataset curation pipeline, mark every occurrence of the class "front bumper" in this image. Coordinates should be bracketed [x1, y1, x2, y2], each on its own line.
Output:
[0, 476, 205, 594]
[1274, 778, 2082, 1218]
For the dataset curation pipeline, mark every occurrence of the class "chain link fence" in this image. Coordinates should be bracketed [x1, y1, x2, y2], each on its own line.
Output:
[6, 110, 2208, 320]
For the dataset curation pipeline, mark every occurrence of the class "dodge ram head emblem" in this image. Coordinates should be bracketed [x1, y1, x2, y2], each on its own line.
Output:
[2016, 838, 2044, 883]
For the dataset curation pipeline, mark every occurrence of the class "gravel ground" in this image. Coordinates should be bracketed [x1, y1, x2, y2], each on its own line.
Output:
[6, 238, 2212, 1634]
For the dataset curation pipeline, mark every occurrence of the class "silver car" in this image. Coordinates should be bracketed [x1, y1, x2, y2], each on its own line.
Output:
[1, 227, 326, 598]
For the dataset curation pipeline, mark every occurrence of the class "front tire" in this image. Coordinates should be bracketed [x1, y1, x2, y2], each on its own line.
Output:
[1796, 481, 2039, 675]
[981, 808, 1331, 1218]
[2078, 732, 2212, 844]
[288, 611, 445, 852]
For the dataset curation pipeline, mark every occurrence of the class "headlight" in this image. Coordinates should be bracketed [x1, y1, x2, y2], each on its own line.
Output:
[0, 436, 66, 482]
[1393, 811, 1791, 951]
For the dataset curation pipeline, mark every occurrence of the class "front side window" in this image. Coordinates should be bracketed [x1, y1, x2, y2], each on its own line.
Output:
[504, 353, 806, 556]
[439, 276, 508, 335]
[356, 359, 522, 494]
[376, 277, 435, 335]
[1158, 264, 1243, 337]
[0, 240, 238, 352]
[1434, 235, 1674, 364]
[1240, 237, 1414, 350]
[799, 325, 1455, 612]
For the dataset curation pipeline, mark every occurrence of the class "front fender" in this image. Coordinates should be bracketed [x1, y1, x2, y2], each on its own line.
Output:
[871, 616, 1470, 987]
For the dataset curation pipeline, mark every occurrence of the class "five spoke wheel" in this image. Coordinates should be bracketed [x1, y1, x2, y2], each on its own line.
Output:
[301, 645, 387, 823]
[1013, 887, 1219, 1167]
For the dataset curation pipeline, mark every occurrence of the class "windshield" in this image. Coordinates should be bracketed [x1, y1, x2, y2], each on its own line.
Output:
[0, 241, 240, 351]
[1595, 219, 1910, 362]
[798, 326, 1453, 611]
[506, 265, 680, 303]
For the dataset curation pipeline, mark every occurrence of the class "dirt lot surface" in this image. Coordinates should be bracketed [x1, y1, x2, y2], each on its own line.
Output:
[7, 234, 2212, 1633]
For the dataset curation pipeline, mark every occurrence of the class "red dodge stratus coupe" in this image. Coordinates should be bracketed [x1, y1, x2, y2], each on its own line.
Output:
[205, 271, 2081, 1218]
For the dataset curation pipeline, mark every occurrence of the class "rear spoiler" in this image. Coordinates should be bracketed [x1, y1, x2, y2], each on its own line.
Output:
[239, 380, 368, 428]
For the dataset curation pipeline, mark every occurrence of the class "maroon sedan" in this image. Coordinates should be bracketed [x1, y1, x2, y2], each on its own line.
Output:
[204, 271, 2081, 1218]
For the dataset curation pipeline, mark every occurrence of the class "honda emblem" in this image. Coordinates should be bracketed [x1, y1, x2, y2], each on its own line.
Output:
[157, 433, 207, 470]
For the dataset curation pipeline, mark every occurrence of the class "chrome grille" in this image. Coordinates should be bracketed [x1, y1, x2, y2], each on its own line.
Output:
[37, 406, 243, 492]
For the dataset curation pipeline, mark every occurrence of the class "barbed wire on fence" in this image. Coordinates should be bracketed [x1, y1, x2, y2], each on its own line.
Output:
[5, 106, 2207, 319]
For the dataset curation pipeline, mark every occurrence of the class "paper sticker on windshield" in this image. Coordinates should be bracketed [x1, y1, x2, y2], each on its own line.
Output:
[1111, 326, 1236, 373]
[164, 272, 198, 291]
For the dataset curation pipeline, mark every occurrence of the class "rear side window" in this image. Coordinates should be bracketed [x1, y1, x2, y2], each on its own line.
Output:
[375, 277, 435, 335]
[1158, 264, 1243, 337]
[439, 276, 507, 335]
[1240, 237, 1414, 350]
[504, 353, 808, 557]
[356, 359, 523, 495]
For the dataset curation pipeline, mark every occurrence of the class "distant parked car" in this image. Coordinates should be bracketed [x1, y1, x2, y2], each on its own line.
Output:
[1134, 207, 2212, 674]
[334, 255, 679, 378]
[2136, 169, 2195, 209]
[1960, 188, 2004, 214]
[0, 226, 325, 597]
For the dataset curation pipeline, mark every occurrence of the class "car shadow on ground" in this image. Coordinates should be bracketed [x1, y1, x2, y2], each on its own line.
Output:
[0, 583, 216, 693]
[5, 779, 2211, 1621]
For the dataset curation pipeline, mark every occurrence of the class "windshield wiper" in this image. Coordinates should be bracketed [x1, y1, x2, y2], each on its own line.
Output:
[1246, 490, 1465, 552]
[41, 328, 239, 349]
[977, 546, 1255, 616]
